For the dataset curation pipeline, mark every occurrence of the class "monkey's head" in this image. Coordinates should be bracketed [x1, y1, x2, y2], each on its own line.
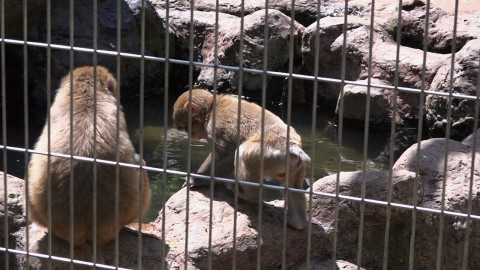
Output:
[65, 66, 117, 96]
[173, 89, 212, 140]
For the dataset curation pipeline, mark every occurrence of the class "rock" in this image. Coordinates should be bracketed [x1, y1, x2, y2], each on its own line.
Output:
[151, 0, 339, 27]
[392, 134, 480, 269]
[17, 225, 166, 270]
[294, 258, 366, 269]
[0, 172, 27, 269]
[309, 169, 422, 226]
[153, 6, 304, 98]
[426, 39, 480, 140]
[301, 16, 369, 103]
[309, 169, 422, 268]
[336, 78, 391, 126]
[155, 186, 329, 269]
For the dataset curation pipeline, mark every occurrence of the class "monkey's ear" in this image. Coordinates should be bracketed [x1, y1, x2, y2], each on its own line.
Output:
[106, 76, 116, 94]
[290, 144, 311, 164]
[183, 101, 201, 117]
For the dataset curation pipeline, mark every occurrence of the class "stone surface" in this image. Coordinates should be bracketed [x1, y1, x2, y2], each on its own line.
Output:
[392, 134, 480, 269]
[426, 39, 480, 140]
[155, 186, 330, 269]
[336, 78, 391, 126]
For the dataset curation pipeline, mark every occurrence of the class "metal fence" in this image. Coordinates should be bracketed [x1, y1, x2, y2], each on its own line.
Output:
[1, 0, 479, 269]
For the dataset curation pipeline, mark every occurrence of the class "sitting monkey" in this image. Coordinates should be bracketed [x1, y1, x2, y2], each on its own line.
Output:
[27, 66, 151, 246]
[173, 89, 310, 229]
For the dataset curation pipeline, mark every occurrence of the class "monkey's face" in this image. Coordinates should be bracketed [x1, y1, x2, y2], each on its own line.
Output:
[173, 112, 207, 140]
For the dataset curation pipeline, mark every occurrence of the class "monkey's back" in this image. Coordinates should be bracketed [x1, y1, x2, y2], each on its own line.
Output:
[27, 67, 141, 246]
[211, 94, 301, 152]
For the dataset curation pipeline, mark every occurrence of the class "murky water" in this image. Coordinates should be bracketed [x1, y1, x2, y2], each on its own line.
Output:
[1, 97, 387, 222]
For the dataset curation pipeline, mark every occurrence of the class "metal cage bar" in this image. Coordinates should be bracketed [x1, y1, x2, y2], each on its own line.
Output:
[0, 0, 479, 269]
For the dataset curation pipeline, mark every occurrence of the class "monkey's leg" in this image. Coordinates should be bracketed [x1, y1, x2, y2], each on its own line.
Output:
[235, 141, 262, 203]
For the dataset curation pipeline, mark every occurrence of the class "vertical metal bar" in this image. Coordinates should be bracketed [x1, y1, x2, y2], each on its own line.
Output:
[68, 0, 75, 267]
[382, 0, 403, 268]
[22, 0, 30, 268]
[306, 0, 322, 268]
[409, 0, 430, 268]
[436, 1, 459, 269]
[356, 0, 375, 265]
[161, 0, 170, 269]
[46, 0, 53, 268]
[137, 1, 146, 268]
[207, 0, 221, 267]
[114, 0, 122, 268]
[282, 0, 296, 268]
[461, 54, 480, 270]
[232, 0, 245, 267]
[0, 0, 8, 268]
[184, 0, 195, 267]
[256, 0, 269, 268]
[92, 0, 98, 263]
[332, 0, 349, 267]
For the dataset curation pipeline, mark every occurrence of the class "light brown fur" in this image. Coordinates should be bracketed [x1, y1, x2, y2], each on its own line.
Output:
[27, 66, 151, 246]
[173, 89, 310, 229]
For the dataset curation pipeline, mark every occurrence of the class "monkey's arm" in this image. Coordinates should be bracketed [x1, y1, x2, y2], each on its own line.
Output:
[184, 152, 235, 187]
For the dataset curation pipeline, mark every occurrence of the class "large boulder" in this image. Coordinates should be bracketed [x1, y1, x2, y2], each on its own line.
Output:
[153, 6, 304, 99]
[309, 169, 422, 269]
[155, 186, 329, 269]
[392, 133, 480, 269]
[426, 40, 480, 140]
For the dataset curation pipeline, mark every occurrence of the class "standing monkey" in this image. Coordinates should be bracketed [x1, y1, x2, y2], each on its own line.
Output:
[173, 89, 310, 229]
[27, 66, 151, 246]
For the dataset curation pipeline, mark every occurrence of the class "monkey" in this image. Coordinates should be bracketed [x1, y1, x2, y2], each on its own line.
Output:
[173, 89, 310, 229]
[27, 66, 151, 246]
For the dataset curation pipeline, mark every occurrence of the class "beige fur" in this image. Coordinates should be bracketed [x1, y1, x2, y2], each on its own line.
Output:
[27, 66, 151, 246]
[173, 89, 310, 229]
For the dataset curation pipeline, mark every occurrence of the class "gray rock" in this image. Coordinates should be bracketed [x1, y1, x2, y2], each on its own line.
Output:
[392, 135, 480, 269]
[155, 186, 329, 269]
[151, 0, 323, 26]
[0, 172, 26, 270]
[309, 169, 422, 268]
[153, 6, 304, 96]
[426, 39, 480, 139]
[336, 78, 391, 126]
